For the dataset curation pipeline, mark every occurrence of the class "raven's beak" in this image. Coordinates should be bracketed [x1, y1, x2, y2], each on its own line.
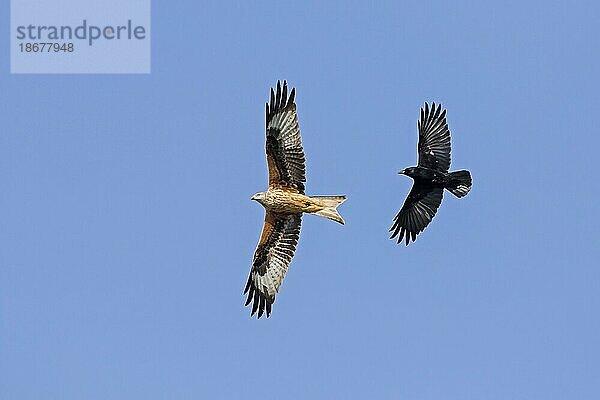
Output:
[398, 169, 405, 175]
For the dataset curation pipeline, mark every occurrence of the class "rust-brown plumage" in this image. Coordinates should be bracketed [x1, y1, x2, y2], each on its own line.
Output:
[244, 81, 346, 318]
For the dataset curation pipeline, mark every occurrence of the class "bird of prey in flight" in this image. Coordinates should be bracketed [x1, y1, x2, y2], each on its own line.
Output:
[390, 102, 472, 245]
[244, 80, 346, 318]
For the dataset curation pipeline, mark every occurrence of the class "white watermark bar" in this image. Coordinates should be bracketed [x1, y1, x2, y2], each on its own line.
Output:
[11, 0, 151, 74]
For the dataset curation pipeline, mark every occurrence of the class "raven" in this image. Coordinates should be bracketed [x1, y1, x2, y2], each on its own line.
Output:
[390, 102, 472, 245]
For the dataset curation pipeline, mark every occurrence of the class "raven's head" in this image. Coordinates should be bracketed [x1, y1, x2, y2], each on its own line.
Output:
[399, 167, 417, 178]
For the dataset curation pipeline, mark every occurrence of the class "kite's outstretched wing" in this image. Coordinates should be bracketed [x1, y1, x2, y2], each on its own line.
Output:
[244, 212, 302, 318]
[417, 102, 451, 172]
[265, 80, 306, 194]
[390, 183, 443, 245]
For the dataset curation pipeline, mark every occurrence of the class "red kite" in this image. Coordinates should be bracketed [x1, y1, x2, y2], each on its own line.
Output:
[244, 81, 346, 318]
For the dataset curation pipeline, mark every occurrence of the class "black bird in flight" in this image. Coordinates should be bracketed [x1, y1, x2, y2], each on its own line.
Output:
[390, 102, 472, 245]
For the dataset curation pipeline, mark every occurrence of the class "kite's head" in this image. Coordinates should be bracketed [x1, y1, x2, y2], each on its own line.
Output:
[251, 192, 266, 205]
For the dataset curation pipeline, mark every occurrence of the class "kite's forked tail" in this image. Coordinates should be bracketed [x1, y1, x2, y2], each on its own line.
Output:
[310, 196, 346, 225]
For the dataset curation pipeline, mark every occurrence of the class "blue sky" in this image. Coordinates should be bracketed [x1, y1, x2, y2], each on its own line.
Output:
[1, 1, 599, 399]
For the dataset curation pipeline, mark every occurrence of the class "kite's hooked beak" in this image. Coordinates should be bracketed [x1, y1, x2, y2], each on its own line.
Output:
[251, 193, 261, 201]
[251, 194, 258, 201]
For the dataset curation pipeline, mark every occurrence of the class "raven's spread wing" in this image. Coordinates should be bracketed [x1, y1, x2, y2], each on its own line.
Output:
[244, 212, 302, 318]
[266, 81, 306, 194]
[417, 102, 451, 172]
[390, 183, 444, 245]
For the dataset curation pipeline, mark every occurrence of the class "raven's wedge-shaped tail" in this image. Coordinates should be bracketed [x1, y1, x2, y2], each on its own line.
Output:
[446, 170, 472, 198]
[310, 196, 346, 225]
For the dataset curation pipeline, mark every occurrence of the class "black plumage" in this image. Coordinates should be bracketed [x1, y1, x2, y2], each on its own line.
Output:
[390, 102, 472, 245]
